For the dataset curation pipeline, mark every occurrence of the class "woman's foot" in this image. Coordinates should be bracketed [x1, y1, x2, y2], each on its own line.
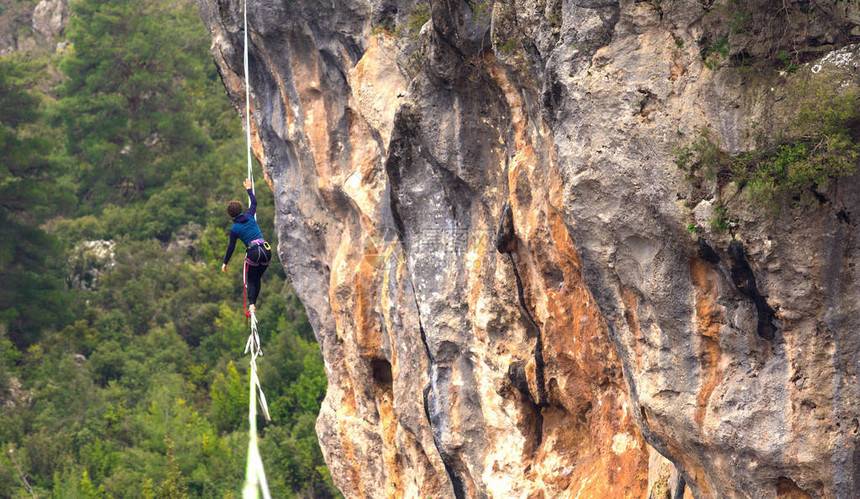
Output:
[249, 304, 256, 313]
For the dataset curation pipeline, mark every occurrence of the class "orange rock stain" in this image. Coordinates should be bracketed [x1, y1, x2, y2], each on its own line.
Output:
[484, 54, 649, 497]
[689, 258, 724, 426]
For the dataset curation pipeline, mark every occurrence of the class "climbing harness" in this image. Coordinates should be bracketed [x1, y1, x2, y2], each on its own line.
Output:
[246, 238, 271, 256]
[240, 1, 271, 498]
[243, 241, 270, 324]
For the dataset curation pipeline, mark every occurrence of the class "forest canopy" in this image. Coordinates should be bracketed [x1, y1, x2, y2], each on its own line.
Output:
[0, 0, 337, 497]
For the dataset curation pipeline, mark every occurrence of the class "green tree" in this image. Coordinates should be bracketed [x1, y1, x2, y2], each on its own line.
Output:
[142, 437, 188, 499]
[58, 0, 210, 204]
[0, 1, 337, 497]
[79, 469, 105, 498]
[211, 361, 248, 433]
[0, 57, 71, 346]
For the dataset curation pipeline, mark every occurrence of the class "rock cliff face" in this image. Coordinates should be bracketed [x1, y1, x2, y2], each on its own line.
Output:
[198, 0, 860, 497]
[0, 0, 68, 55]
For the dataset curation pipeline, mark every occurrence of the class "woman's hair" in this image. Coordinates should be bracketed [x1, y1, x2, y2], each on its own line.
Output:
[226, 201, 243, 218]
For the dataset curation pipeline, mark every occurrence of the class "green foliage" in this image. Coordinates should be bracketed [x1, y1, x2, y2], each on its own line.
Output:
[394, 2, 430, 39]
[674, 129, 731, 180]
[695, 0, 845, 70]
[79, 470, 106, 498]
[0, 1, 338, 497]
[677, 82, 860, 209]
[211, 361, 248, 433]
[58, 0, 211, 206]
[263, 413, 339, 497]
[371, 17, 395, 35]
[737, 85, 860, 203]
[778, 51, 798, 74]
[697, 0, 751, 70]
[709, 204, 729, 232]
[0, 56, 73, 346]
[499, 38, 517, 55]
[794, 83, 860, 137]
[142, 437, 188, 499]
[545, 0, 562, 30]
[406, 49, 427, 76]
[744, 135, 858, 203]
[725, 1, 750, 36]
[0, 1, 38, 44]
[702, 36, 729, 69]
[469, 0, 493, 21]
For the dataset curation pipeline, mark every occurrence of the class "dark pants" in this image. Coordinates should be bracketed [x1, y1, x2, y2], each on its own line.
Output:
[245, 245, 271, 306]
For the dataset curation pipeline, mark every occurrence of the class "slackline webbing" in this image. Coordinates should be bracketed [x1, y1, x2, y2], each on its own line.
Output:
[242, 311, 271, 499]
[240, 1, 270, 498]
[243, 0, 255, 207]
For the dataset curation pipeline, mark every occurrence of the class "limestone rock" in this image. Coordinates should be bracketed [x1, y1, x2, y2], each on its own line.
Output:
[0, 377, 32, 409]
[166, 222, 204, 258]
[68, 240, 116, 290]
[32, 0, 68, 39]
[0, 0, 68, 55]
[198, 0, 860, 497]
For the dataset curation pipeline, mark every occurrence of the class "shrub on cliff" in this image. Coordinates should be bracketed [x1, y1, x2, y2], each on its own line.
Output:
[677, 79, 860, 205]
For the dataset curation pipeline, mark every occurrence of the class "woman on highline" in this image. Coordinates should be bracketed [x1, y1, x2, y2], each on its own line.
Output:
[221, 178, 272, 314]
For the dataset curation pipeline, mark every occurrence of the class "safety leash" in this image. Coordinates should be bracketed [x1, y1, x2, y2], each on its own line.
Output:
[243, 261, 249, 326]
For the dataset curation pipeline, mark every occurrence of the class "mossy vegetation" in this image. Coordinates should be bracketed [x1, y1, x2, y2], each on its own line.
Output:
[737, 84, 859, 203]
[491, 2, 520, 56]
[674, 129, 732, 181]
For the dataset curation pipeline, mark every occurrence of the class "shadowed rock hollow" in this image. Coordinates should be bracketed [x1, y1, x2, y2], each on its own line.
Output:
[198, 0, 860, 497]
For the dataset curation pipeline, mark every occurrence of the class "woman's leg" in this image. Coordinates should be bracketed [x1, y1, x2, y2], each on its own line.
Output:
[246, 247, 270, 306]
[246, 264, 264, 305]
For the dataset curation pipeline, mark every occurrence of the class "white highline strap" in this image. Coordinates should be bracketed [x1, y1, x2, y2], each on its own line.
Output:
[245, 311, 269, 420]
[241, 2, 269, 498]
[243, 0, 255, 210]
[243, 352, 271, 499]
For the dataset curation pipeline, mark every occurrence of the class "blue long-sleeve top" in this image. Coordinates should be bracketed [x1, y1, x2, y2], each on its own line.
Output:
[222, 189, 265, 264]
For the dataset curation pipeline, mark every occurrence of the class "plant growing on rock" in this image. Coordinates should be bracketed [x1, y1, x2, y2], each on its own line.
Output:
[702, 36, 730, 69]
[677, 80, 859, 205]
[674, 129, 732, 180]
[394, 2, 430, 39]
[737, 84, 860, 202]
[469, 0, 493, 20]
[499, 37, 517, 54]
[710, 204, 730, 232]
